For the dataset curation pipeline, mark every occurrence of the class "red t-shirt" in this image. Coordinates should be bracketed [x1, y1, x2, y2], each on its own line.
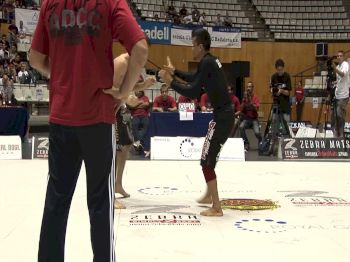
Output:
[241, 94, 260, 119]
[131, 96, 150, 117]
[153, 95, 177, 111]
[230, 95, 241, 113]
[295, 87, 304, 102]
[31, 0, 145, 126]
[200, 93, 212, 109]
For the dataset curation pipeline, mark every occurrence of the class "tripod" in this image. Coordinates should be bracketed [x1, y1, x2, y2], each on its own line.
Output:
[259, 102, 291, 156]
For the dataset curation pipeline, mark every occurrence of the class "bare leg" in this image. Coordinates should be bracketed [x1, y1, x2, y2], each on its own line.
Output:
[115, 144, 131, 198]
[200, 179, 223, 217]
[197, 187, 212, 204]
[114, 200, 126, 209]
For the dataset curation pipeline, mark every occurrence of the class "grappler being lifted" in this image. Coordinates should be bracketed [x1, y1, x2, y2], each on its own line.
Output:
[159, 28, 234, 216]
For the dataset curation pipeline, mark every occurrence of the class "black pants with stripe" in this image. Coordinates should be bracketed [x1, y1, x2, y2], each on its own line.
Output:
[38, 123, 115, 262]
[201, 109, 235, 169]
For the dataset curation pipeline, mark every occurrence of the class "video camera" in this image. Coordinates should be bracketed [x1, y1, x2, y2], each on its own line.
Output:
[271, 82, 286, 96]
[326, 55, 338, 82]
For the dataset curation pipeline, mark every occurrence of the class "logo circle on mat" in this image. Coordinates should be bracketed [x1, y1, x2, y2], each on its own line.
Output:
[180, 138, 195, 158]
[234, 219, 288, 233]
[138, 187, 179, 195]
[221, 199, 280, 210]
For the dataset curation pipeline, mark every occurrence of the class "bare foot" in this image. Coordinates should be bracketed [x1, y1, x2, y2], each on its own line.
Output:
[114, 200, 126, 209]
[115, 185, 130, 198]
[197, 195, 212, 204]
[200, 207, 223, 217]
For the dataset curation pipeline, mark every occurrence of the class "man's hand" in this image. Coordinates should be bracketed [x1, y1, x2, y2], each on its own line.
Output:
[158, 69, 173, 86]
[163, 56, 175, 76]
[144, 76, 156, 88]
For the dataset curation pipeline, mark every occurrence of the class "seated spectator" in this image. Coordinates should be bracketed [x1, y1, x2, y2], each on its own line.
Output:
[173, 14, 181, 25]
[153, 84, 177, 112]
[179, 4, 187, 17]
[167, 1, 177, 19]
[239, 81, 262, 151]
[192, 5, 200, 22]
[178, 95, 199, 111]
[18, 20, 27, 39]
[128, 90, 150, 150]
[9, 45, 17, 60]
[0, 42, 6, 59]
[0, 74, 14, 105]
[224, 13, 232, 27]
[7, 62, 17, 82]
[200, 92, 213, 112]
[214, 14, 223, 27]
[18, 61, 31, 84]
[1, 34, 10, 48]
[199, 12, 207, 26]
[227, 85, 240, 114]
[154, 14, 159, 21]
[183, 13, 193, 24]
[11, 53, 22, 71]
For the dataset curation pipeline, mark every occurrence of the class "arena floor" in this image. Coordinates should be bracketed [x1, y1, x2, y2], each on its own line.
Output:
[1, 160, 350, 262]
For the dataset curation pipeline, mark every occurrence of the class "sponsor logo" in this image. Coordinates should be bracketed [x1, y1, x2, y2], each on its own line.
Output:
[279, 190, 350, 206]
[221, 199, 280, 210]
[234, 219, 288, 233]
[129, 205, 201, 226]
[179, 138, 200, 158]
[138, 187, 178, 196]
[143, 26, 170, 41]
[234, 219, 350, 233]
[33, 136, 49, 159]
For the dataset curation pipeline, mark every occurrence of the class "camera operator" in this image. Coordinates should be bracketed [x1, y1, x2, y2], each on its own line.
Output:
[270, 59, 292, 123]
[331, 50, 349, 137]
[239, 81, 262, 151]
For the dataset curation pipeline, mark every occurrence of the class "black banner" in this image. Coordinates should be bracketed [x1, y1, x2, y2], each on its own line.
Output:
[282, 138, 350, 159]
[32, 136, 49, 159]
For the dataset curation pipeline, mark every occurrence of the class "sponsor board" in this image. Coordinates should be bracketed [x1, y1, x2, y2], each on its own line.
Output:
[0, 136, 22, 160]
[129, 205, 201, 226]
[279, 190, 350, 207]
[32, 136, 49, 159]
[281, 138, 350, 159]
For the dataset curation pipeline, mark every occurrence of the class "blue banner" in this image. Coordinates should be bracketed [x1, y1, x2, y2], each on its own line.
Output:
[138, 20, 171, 45]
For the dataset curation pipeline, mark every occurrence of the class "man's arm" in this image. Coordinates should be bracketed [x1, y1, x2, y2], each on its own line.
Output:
[28, 49, 50, 78]
[174, 69, 196, 82]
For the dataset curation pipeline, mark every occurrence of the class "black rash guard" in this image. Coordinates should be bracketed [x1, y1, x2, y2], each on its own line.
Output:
[170, 53, 233, 113]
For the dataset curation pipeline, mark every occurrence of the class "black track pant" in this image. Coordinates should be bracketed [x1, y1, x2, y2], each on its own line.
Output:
[201, 110, 235, 169]
[38, 123, 116, 262]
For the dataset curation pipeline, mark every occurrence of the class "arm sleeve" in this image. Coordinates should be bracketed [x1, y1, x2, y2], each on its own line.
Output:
[152, 97, 159, 108]
[111, 0, 145, 54]
[341, 62, 349, 76]
[200, 94, 206, 107]
[174, 69, 196, 82]
[171, 59, 212, 99]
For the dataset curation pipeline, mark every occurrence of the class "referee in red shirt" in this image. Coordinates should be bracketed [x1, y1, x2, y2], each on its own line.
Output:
[29, 0, 148, 261]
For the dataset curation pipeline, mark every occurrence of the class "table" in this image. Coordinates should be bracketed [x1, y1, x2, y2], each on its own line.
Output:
[143, 112, 213, 150]
[0, 106, 29, 139]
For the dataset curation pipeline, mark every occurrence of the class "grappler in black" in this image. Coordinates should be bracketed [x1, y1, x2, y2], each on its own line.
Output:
[159, 28, 234, 216]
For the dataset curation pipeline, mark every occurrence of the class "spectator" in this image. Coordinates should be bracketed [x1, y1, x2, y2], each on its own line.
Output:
[18, 20, 27, 39]
[183, 13, 193, 24]
[153, 84, 177, 112]
[128, 90, 150, 150]
[154, 13, 159, 21]
[295, 80, 304, 122]
[224, 13, 232, 27]
[192, 5, 200, 22]
[167, 1, 177, 19]
[173, 14, 181, 25]
[227, 85, 240, 114]
[9, 45, 17, 60]
[179, 4, 187, 17]
[18, 61, 31, 84]
[1, 34, 10, 48]
[0, 73, 14, 105]
[200, 92, 213, 112]
[0, 42, 6, 59]
[239, 81, 262, 151]
[214, 14, 223, 27]
[11, 53, 22, 71]
[7, 62, 17, 82]
[199, 12, 207, 26]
